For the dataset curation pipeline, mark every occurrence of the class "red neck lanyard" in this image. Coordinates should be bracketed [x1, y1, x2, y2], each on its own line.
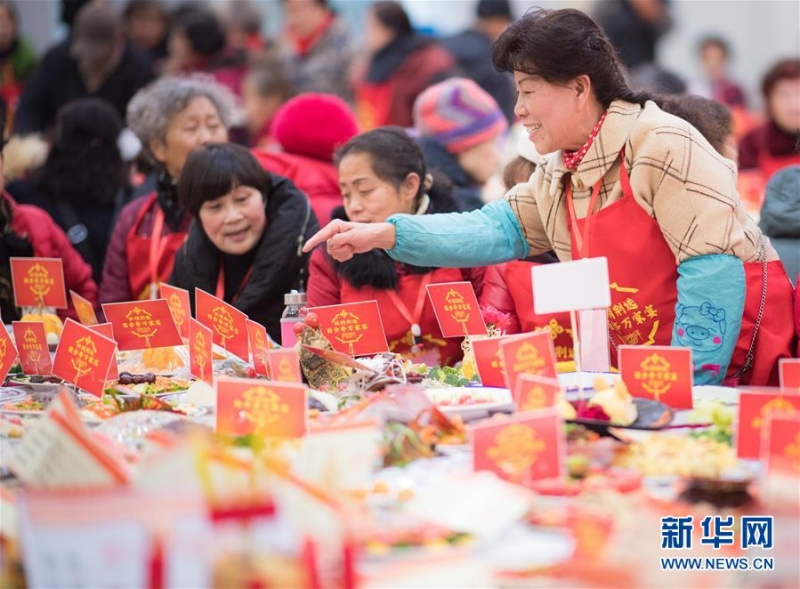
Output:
[385, 274, 432, 348]
[216, 263, 254, 303]
[565, 178, 602, 259]
[148, 207, 168, 299]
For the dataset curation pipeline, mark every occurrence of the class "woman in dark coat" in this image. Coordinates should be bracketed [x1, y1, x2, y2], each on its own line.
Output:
[168, 143, 319, 341]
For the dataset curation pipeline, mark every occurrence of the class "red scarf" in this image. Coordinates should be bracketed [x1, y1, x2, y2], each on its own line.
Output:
[563, 110, 609, 171]
[290, 13, 335, 56]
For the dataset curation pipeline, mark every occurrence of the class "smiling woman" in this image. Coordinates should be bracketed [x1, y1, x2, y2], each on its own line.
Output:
[304, 8, 796, 387]
[167, 143, 319, 341]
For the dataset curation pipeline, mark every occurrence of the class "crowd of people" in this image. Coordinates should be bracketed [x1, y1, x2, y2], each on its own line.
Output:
[0, 0, 797, 386]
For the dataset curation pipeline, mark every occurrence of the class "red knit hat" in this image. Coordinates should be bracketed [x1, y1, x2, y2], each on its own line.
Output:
[413, 78, 508, 154]
[271, 94, 359, 162]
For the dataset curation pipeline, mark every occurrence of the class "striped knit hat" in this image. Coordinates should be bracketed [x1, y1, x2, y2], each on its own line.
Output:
[413, 78, 508, 154]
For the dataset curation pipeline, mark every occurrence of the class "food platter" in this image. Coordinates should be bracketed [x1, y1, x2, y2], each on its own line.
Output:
[567, 397, 674, 430]
[6, 375, 67, 392]
[424, 387, 514, 421]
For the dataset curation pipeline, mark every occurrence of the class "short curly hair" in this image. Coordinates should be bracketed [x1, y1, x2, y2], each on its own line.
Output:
[126, 75, 237, 154]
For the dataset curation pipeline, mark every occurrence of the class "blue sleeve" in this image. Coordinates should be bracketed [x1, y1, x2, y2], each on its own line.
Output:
[671, 255, 745, 385]
[385, 200, 530, 268]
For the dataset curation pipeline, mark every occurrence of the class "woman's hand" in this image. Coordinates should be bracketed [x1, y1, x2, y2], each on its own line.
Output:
[302, 220, 396, 261]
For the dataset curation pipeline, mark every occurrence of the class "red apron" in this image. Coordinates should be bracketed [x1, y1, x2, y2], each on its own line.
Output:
[567, 152, 794, 385]
[505, 261, 574, 362]
[759, 150, 800, 181]
[737, 150, 800, 211]
[125, 193, 189, 301]
[356, 82, 394, 131]
[341, 267, 465, 367]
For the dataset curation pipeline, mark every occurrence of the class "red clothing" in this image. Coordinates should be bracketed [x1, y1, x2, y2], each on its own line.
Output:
[480, 262, 574, 362]
[307, 247, 485, 366]
[568, 152, 793, 385]
[252, 150, 340, 226]
[563, 110, 608, 171]
[4, 192, 97, 319]
[356, 43, 454, 130]
[739, 121, 800, 172]
[99, 192, 190, 304]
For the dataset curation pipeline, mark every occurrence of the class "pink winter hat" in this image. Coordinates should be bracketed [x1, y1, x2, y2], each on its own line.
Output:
[271, 93, 359, 162]
[413, 78, 508, 154]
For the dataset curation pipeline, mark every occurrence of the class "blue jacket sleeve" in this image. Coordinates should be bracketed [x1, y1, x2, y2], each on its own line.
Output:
[671, 255, 745, 385]
[385, 200, 530, 268]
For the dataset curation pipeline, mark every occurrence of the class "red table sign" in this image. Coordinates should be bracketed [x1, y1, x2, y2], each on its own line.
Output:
[88, 323, 118, 380]
[426, 282, 487, 337]
[0, 318, 19, 383]
[619, 345, 693, 409]
[217, 377, 307, 439]
[12, 321, 52, 375]
[69, 290, 98, 326]
[500, 331, 557, 395]
[10, 258, 67, 308]
[160, 284, 191, 339]
[472, 337, 506, 387]
[189, 318, 213, 385]
[514, 374, 560, 412]
[195, 288, 249, 361]
[737, 390, 800, 459]
[763, 415, 800, 475]
[267, 349, 303, 383]
[779, 359, 800, 391]
[247, 319, 271, 377]
[472, 409, 564, 486]
[52, 319, 117, 397]
[101, 300, 183, 351]
[310, 301, 388, 357]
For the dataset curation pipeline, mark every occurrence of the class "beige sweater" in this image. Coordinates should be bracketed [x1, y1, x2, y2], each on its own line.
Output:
[506, 100, 776, 264]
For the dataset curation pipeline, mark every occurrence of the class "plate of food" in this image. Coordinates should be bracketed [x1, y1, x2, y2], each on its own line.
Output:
[424, 387, 514, 421]
[563, 377, 673, 431]
[81, 393, 208, 423]
[0, 390, 93, 416]
[104, 372, 192, 396]
[6, 374, 67, 392]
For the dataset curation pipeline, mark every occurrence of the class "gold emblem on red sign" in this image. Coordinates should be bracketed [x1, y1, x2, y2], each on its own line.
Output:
[208, 306, 239, 347]
[68, 335, 100, 379]
[443, 289, 472, 333]
[512, 342, 545, 375]
[521, 385, 548, 411]
[784, 433, 800, 473]
[752, 397, 799, 433]
[24, 263, 55, 302]
[233, 386, 290, 435]
[22, 328, 41, 364]
[329, 310, 364, 352]
[487, 424, 545, 482]
[167, 293, 186, 329]
[122, 306, 161, 347]
[633, 353, 678, 401]
[193, 330, 209, 375]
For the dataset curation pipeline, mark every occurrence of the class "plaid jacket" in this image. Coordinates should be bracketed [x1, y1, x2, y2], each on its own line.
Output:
[506, 100, 777, 264]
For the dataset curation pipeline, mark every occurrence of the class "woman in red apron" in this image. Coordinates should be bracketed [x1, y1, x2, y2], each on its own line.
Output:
[306, 127, 484, 367]
[99, 77, 233, 303]
[354, 2, 454, 130]
[305, 9, 796, 385]
[737, 59, 800, 209]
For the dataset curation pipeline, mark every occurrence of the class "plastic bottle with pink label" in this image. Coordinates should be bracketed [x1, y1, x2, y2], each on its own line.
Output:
[279, 290, 307, 347]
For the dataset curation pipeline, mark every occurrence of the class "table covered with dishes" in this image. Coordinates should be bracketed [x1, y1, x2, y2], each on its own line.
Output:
[0, 314, 798, 589]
